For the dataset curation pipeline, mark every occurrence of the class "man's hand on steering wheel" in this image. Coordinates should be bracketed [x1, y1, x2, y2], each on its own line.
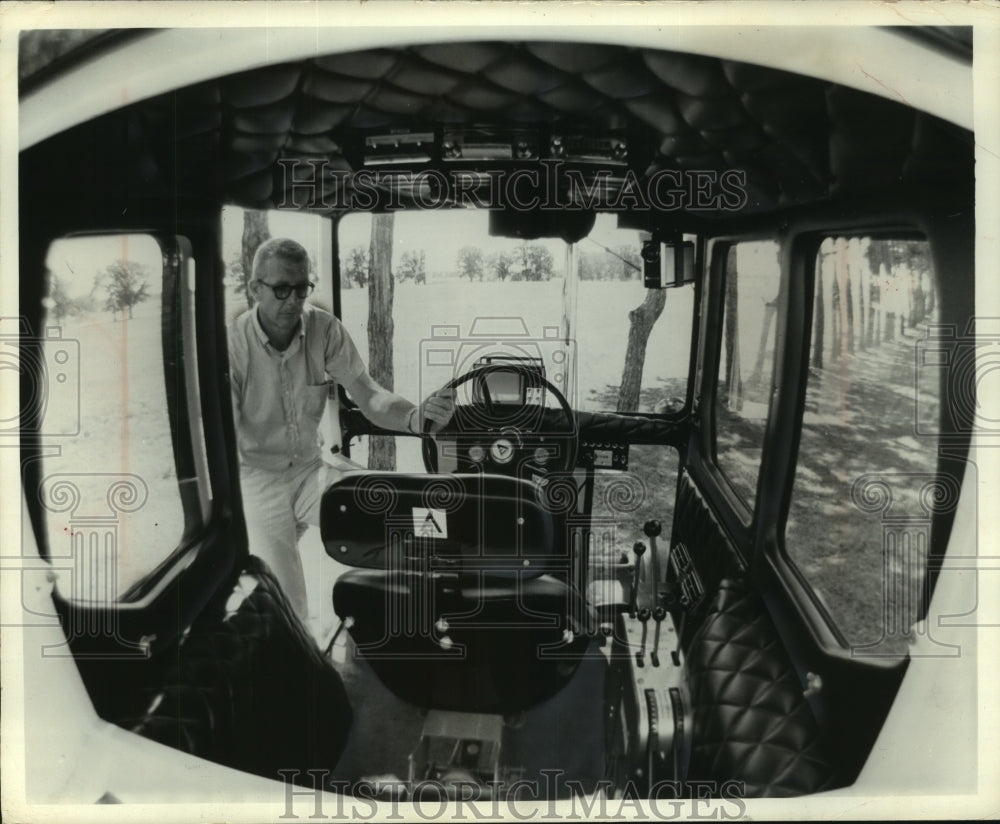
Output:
[411, 387, 456, 434]
[421, 365, 578, 475]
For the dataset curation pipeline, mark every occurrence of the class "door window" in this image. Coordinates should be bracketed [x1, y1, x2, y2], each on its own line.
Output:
[36, 235, 185, 600]
[712, 239, 782, 510]
[786, 237, 941, 653]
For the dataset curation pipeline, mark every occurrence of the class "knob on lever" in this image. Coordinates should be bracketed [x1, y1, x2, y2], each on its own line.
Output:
[629, 541, 646, 617]
[435, 617, 454, 650]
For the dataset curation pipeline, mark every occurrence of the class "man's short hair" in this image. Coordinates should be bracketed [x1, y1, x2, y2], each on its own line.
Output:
[252, 237, 310, 280]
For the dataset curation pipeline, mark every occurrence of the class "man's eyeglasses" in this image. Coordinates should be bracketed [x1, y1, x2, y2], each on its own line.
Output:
[256, 280, 315, 300]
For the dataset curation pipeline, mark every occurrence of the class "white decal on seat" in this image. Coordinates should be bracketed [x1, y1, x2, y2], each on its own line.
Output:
[413, 507, 448, 539]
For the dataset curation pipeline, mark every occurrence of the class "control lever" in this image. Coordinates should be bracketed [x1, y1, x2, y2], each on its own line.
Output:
[629, 541, 646, 617]
[643, 520, 663, 609]
[636, 607, 651, 667]
[650, 606, 666, 667]
[671, 611, 685, 667]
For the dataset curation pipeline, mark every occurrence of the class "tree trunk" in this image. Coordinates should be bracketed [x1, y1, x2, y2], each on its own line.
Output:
[241, 210, 271, 309]
[749, 300, 776, 389]
[836, 238, 854, 355]
[368, 214, 396, 470]
[830, 259, 841, 361]
[616, 288, 667, 412]
[723, 247, 742, 409]
[854, 242, 865, 352]
[812, 259, 825, 370]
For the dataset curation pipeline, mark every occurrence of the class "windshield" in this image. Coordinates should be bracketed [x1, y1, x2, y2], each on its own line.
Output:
[336, 210, 693, 472]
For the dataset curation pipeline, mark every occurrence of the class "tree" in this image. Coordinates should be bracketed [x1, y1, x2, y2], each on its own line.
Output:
[47, 272, 93, 322]
[577, 251, 600, 281]
[344, 245, 368, 289]
[457, 246, 484, 281]
[516, 243, 554, 281]
[812, 254, 825, 370]
[398, 249, 427, 284]
[721, 247, 743, 408]
[613, 245, 641, 281]
[617, 288, 667, 412]
[368, 214, 396, 470]
[488, 251, 514, 282]
[100, 259, 150, 320]
[232, 210, 271, 309]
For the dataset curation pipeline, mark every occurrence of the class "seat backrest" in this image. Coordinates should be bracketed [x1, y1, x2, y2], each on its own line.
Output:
[321, 472, 564, 577]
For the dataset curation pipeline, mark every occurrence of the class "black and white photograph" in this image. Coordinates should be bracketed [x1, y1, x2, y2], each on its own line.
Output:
[2, 2, 999, 821]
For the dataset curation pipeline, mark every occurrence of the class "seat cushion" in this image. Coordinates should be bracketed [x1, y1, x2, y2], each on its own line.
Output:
[334, 568, 591, 713]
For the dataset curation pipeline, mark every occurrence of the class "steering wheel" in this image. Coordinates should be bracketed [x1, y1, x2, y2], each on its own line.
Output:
[421, 363, 578, 477]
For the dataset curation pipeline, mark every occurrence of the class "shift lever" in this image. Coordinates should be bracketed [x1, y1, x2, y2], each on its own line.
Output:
[651, 606, 666, 667]
[636, 607, 651, 667]
[644, 520, 663, 609]
[629, 541, 646, 617]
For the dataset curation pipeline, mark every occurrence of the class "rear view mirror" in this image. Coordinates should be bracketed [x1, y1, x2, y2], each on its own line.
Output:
[641, 237, 695, 289]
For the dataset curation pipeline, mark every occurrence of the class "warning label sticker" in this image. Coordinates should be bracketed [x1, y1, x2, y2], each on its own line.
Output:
[412, 507, 448, 539]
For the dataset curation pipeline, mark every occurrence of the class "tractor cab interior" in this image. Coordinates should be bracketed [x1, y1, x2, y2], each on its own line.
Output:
[13, 22, 980, 810]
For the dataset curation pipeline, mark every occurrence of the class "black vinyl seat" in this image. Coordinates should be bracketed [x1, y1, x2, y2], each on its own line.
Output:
[322, 472, 593, 713]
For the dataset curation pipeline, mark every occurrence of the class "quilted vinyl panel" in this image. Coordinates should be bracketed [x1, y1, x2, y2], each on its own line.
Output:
[685, 579, 837, 797]
[49, 40, 970, 219]
[127, 557, 352, 783]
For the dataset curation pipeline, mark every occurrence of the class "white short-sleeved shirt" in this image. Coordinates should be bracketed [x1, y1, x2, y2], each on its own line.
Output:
[228, 305, 366, 471]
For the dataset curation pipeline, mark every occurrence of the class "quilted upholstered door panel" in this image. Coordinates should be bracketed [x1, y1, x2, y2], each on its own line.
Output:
[667, 470, 837, 796]
[683, 580, 838, 797]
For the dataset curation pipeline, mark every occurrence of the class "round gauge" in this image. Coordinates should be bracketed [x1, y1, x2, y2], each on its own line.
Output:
[468, 445, 486, 463]
[533, 446, 550, 465]
[490, 438, 514, 464]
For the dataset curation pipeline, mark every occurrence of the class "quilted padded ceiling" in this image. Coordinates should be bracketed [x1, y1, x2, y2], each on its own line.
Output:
[114, 41, 972, 218]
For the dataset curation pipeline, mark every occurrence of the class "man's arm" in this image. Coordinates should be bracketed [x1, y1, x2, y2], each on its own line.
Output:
[226, 325, 244, 434]
[342, 372, 455, 434]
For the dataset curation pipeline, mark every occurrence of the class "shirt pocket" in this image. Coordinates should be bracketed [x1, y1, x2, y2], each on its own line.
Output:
[299, 383, 329, 433]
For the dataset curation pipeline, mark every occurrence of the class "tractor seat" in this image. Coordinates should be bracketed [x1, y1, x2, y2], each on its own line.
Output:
[321, 472, 593, 713]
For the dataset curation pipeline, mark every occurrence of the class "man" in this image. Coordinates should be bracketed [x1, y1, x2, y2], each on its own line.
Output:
[228, 237, 455, 623]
